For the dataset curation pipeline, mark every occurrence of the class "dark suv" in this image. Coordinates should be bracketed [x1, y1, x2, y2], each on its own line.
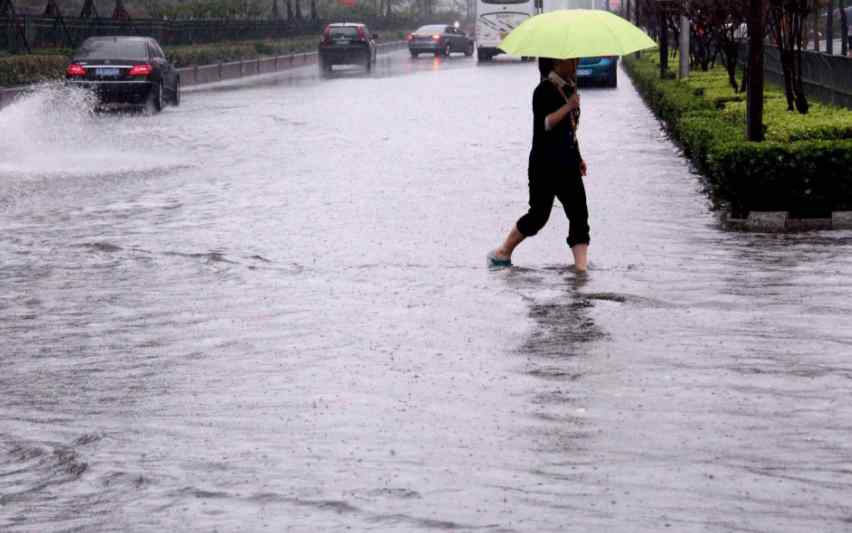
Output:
[318, 23, 377, 74]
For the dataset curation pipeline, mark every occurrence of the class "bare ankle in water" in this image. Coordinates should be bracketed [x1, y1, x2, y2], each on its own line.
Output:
[571, 244, 589, 272]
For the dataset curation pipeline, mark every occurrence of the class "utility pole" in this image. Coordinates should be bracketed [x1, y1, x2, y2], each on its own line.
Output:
[746, 0, 765, 141]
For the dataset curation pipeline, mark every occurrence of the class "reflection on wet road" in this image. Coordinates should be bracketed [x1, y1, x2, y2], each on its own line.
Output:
[2, 50, 851, 532]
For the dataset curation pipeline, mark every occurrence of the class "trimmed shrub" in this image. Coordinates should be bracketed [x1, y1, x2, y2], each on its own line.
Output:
[0, 54, 68, 86]
[623, 54, 852, 214]
[708, 139, 852, 214]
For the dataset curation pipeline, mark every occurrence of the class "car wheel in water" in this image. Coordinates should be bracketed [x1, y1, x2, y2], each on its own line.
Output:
[477, 49, 490, 62]
[173, 78, 181, 106]
[146, 82, 163, 113]
[608, 69, 618, 88]
[365, 51, 372, 72]
[464, 43, 473, 56]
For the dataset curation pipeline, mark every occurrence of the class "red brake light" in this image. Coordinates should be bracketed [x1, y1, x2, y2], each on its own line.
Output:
[432, 34, 441, 41]
[66, 63, 86, 77]
[356, 26, 366, 41]
[322, 26, 331, 43]
[406, 33, 413, 41]
[128, 64, 152, 77]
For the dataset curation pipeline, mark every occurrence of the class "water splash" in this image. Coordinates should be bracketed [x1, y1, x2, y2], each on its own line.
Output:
[0, 82, 170, 179]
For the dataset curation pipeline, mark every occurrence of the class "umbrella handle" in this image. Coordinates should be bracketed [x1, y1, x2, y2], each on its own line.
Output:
[554, 85, 579, 130]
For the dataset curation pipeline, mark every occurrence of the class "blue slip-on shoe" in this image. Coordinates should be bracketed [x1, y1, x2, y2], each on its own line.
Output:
[487, 250, 512, 269]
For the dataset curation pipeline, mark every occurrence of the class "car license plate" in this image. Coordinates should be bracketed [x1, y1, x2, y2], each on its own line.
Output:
[97, 67, 120, 77]
[334, 39, 350, 44]
[577, 69, 592, 76]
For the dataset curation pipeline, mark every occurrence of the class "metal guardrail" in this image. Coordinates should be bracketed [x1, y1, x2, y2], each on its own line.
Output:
[737, 43, 852, 109]
[179, 40, 406, 87]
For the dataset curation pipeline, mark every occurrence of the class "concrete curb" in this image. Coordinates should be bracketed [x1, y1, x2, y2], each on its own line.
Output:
[0, 41, 407, 109]
[726, 211, 852, 231]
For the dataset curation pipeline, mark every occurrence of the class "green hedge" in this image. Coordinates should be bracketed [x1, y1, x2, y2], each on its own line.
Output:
[0, 54, 69, 86]
[623, 54, 852, 214]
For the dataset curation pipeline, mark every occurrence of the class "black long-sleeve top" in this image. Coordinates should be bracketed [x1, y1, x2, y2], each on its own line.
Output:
[528, 79, 583, 176]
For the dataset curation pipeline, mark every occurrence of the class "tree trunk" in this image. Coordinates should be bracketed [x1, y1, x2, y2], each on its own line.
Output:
[792, 46, 809, 112]
[112, 0, 129, 20]
[43, 0, 60, 17]
[793, 8, 809, 112]
[659, 10, 669, 76]
[746, 0, 765, 141]
[813, 8, 819, 50]
[827, 0, 834, 54]
[79, 0, 98, 18]
[780, 48, 795, 110]
[723, 41, 739, 90]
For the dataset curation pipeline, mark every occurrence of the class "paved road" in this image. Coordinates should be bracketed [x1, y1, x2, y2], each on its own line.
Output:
[1, 49, 851, 532]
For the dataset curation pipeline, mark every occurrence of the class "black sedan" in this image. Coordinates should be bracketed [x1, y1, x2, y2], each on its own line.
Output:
[65, 36, 180, 112]
[408, 24, 474, 58]
[318, 23, 377, 74]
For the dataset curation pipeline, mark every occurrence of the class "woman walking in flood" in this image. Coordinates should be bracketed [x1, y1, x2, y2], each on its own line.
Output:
[488, 57, 590, 272]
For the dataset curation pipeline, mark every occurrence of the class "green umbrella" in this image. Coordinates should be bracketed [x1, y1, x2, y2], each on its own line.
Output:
[498, 9, 658, 59]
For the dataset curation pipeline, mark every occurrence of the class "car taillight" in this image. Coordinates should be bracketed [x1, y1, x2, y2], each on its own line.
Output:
[432, 34, 441, 41]
[66, 63, 86, 77]
[322, 26, 332, 44]
[406, 33, 413, 41]
[356, 26, 366, 41]
[128, 64, 152, 77]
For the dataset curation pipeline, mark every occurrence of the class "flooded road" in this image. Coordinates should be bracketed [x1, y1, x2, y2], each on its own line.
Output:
[2, 50, 851, 532]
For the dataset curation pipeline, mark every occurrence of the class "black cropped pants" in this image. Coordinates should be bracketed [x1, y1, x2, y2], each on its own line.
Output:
[516, 169, 590, 248]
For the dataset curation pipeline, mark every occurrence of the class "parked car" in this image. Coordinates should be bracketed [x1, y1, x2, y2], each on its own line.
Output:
[318, 23, 377, 74]
[65, 36, 180, 112]
[576, 56, 618, 88]
[407, 24, 474, 58]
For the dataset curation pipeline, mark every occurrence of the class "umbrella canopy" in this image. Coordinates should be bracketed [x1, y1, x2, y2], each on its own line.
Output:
[498, 9, 658, 59]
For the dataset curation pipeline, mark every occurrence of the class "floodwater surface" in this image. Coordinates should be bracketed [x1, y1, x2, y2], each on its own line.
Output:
[1, 51, 851, 532]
